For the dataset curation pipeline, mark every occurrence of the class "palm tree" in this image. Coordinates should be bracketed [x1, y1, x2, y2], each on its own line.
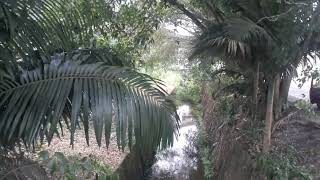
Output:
[168, 0, 320, 152]
[190, 16, 272, 116]
[0, 0, 179, 154]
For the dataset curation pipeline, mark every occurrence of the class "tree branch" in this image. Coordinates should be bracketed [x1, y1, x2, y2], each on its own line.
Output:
[283, 4, 320, 70]
[295, 5, 320, 65]
[256, 0, 310, 24]
[301, 6, 320, 54]
[256, 7, 294, 24]
[204, 1, 224, 24]
[165, 0, 207, 31]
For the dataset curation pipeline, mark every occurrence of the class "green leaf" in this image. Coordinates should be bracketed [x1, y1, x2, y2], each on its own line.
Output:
[48, 159, 57, 175]
[54, 152, 66, 161]
[0, 59, 179, 151]
[38, 150, 50, 161]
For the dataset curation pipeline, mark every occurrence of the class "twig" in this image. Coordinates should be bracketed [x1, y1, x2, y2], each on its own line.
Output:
[272, 109, 301, 134]
[256, 8, 294, 24]
[256, 0, 310, 24]
[284, 0, 309, 6]
[13, 171, 20, 180]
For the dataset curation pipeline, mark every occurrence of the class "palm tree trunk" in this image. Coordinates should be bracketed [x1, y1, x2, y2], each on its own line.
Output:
[279, 75, 292, 112]
[273, 74, 281, 120]
[263, 76, 275, 153]
[252, 62, 260, 121]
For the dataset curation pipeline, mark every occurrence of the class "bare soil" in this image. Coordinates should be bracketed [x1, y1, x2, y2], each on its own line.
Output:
[272, 109, 320, 179]
[42, 127, 128, 170]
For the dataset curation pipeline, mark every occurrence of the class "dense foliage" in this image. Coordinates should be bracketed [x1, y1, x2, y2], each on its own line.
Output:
[164, 0, 320, 179]
[38, 151, 116, 179]
[0, 0, 179, 153]
[1, 0, 320, 179]
[167, 0, 320, 153]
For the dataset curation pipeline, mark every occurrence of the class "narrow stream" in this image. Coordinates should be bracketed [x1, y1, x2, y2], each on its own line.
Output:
[149, 105, 204, 180]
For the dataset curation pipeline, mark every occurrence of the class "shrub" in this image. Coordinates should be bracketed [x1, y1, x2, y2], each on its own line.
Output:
[257, 153, 311, 180]
[38, 151, 117, 179]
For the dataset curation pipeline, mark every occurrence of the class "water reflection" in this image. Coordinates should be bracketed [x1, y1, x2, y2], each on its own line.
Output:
[150, 125, 203, 180]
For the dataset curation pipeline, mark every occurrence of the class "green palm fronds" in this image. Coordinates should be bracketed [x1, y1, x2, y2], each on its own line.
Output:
[0, 58, 179, 150]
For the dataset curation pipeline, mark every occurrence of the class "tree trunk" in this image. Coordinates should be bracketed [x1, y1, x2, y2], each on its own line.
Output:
[273, 74, 281, 120]
[252, 62, 260, 121]
[116, 146, 156, 180]
[263, 77, 275, 153]
[279, 75, 292, 111]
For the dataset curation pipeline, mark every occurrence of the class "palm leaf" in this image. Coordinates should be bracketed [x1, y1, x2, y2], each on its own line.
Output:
[191, 17, 272, 60]
[1, 0, 162, 64]
[1, 0, 111, 56]
[0, 60, 179, 151]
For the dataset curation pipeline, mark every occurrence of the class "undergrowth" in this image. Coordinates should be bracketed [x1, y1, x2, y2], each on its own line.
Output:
[196, 124, 215, 179]
[38, 151, 117, 180]
[257, 153, 311, 180]
[295, 100, 317, 115]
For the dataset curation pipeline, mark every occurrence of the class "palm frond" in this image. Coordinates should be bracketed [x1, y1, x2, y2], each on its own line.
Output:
[0, 60, 179, 151]
[191, 17, 272, 60]
[1, 0, 112, 56]
[1, 0, 162, 63]
[65, 48, 132, 66]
